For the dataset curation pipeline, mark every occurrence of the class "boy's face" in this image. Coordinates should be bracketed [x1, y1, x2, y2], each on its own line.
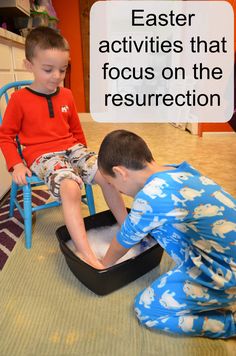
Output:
[25, 48, 69, 94]
[101, 167, 138, 197]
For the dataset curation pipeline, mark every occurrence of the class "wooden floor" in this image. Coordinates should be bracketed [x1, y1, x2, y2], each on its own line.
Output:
[81, 115, 236, 198]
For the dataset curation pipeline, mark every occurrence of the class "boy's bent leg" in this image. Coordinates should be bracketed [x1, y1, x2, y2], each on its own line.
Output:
[60, 178, 104, 269]
[94, 169, 127, 225]
[134, 266, 236, 338]
[135, 301, 236, 338]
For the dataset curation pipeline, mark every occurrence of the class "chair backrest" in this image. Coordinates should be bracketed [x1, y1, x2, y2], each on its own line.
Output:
[0, 80, 33, 124]
[0, 80, 33, 157]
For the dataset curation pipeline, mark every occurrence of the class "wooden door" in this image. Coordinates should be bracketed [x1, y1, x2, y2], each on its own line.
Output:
[79, 0, 97, 112]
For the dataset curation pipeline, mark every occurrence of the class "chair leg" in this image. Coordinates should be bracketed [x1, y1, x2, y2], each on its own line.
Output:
[85, 184, 96, 215]
[23, 184, 32, 249]
[9, 182, 18, 217]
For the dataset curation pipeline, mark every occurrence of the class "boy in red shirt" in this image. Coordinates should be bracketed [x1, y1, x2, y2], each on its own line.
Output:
[0, 27, 127, 269]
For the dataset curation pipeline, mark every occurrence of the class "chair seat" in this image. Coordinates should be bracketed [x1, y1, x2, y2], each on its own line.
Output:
[26, 173, 44, 184]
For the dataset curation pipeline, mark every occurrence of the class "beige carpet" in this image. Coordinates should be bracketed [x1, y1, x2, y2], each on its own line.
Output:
[0, 201, 235, 356]
[1, 122, 236, 355]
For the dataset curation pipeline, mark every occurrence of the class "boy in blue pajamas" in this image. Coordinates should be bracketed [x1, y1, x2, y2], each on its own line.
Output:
[97, 129, 236, 338]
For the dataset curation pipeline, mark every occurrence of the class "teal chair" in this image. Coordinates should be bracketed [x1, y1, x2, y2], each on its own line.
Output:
[0, 80, 96, 249]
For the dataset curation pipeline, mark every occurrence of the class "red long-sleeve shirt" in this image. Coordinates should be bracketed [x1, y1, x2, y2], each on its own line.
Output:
[0, 87, 86, 171]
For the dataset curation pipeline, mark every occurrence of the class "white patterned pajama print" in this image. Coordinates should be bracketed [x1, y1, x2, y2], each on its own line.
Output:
[30, 144, 98, 200]
[116, 162, 236, 338]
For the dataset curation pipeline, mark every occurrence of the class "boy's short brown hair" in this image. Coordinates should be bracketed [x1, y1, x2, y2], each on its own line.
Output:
[98, 130, 154, 177]
[25, 26, 69, 61]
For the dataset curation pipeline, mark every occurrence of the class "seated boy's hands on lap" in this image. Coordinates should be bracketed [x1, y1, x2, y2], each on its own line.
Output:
[12, 162, 32, 185]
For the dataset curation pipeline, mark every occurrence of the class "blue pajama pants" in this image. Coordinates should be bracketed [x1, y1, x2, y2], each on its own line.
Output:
[134, 242, 236, 338]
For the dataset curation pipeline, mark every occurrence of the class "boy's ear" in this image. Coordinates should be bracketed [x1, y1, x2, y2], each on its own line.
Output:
[112, 166, 128, 179]
[24, 59, 33, 72]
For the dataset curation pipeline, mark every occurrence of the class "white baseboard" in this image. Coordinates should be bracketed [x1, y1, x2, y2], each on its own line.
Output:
[202, 131, 236, 137]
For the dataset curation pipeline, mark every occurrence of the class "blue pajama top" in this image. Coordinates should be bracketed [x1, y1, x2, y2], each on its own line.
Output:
[117, 161, 236, 290]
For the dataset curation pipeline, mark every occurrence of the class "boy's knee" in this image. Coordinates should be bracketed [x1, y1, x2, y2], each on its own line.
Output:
[134, 296, 148, 323]
[56, 178, 81, 203]
[60, 178, 81, 195]
[48, 170, 82, 200]
[134, 287, 165, 328]
[134, 291, 152, 323]
[134, 302, 159, 329]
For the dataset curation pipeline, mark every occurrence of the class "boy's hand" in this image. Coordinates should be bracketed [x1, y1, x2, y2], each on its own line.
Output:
[102, 236, 130, 268]
[77, 252, 105, 269]
[12, 163, 32, 185]
[101, 258, 112, 269]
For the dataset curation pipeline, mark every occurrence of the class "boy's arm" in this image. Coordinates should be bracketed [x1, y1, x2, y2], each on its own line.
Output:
[102, 235, 130, 268]
[102, 195, 156, 267]
[0, 95, 24, 171]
